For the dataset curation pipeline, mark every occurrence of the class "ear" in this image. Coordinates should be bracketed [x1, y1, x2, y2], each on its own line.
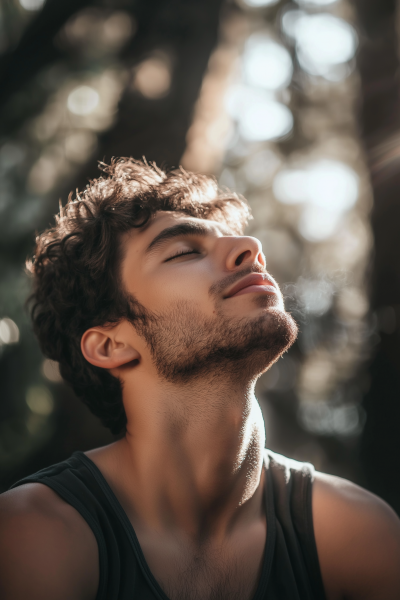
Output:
[81, 323, 140, 370]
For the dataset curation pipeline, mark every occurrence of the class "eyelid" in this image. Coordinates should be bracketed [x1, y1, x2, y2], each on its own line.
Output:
[162, 234, 207, 262]
[165, 248, 200, 262]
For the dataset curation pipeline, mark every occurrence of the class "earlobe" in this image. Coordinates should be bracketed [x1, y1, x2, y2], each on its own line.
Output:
[81, 326, 140, 370]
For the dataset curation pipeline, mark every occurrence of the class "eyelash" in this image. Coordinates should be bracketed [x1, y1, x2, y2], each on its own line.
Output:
[165, 249, 199, 262]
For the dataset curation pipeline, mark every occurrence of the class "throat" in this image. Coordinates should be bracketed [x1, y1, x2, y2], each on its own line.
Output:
[87, 391, 268, 599]
[122, 385, 266, 536]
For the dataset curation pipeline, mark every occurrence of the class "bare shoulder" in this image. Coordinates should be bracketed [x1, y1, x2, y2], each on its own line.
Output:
[312, 471, 400, 600]
[0, 482, 98, 600]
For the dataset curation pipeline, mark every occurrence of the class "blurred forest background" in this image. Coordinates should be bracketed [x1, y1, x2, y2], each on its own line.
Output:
[0, 0, 400, 514]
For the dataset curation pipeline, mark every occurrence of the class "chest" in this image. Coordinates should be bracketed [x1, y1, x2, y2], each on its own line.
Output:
[137, 524, 267, 600]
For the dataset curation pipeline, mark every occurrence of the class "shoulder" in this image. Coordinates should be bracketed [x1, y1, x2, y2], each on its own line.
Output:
[312, 471, 400, 600]
[0, 482, 98, 600]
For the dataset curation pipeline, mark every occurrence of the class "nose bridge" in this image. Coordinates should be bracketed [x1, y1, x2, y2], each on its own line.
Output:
[218, 234, 264, 270]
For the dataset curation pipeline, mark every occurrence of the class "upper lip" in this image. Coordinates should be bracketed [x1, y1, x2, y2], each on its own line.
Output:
[224, 273, 275, 298]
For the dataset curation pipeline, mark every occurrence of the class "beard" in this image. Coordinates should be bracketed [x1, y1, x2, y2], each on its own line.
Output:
[132, 293, 298, 385]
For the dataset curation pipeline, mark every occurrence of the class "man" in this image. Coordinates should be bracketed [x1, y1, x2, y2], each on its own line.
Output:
[0, 158, 399, 600]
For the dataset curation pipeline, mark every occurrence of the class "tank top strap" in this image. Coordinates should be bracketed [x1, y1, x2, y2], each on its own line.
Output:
[10, 453, 121, 600]
[264, 449, 326, 600]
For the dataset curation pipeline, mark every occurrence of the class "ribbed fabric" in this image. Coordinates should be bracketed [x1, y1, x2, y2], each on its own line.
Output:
[11, 449, 326, 600]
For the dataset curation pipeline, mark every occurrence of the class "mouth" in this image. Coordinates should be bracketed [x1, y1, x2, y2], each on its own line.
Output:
[224, 273, 277, 299]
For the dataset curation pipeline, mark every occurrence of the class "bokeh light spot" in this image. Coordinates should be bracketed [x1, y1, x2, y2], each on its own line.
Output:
[297, 278, 334, 315]
[243, 35, 293, 90]
[243, 148, 281, 186]
[298, 402, 364, 436]
[42, 359, 63, 383]
[67, 85, 100, 116]
[19, 0, 46, 10]
[26, 386, 54, 416]
[239, 100, 293, 141]
[273, 169, 308, 204]
[0, 318, 20, 344]
[295, 14, 358, 78]
[65, 130, 97, 164]
[274, 160, 358, 214]
[298, 204, 342, 241]
[132, 58, 172, 100]
[294, 0, 338, 6]
[281, 10, 306, 40]
[242, 0, 280, 6]
[306, 160, 359, 211]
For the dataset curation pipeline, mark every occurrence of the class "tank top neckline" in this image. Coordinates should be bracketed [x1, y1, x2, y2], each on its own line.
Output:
[72, 450, 277, 600]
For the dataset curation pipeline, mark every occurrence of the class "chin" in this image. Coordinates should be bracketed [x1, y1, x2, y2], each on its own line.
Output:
[247, 308, 298, 371]
[209, 306, 298, 382]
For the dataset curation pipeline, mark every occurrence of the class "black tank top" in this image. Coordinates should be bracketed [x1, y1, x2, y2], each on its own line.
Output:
[11, 449, 326, 600]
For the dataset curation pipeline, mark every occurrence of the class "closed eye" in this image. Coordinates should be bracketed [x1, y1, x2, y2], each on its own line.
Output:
[164, 249, 200, 262]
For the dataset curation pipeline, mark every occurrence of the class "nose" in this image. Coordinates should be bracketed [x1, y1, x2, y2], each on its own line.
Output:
[221, 235, 265, 271]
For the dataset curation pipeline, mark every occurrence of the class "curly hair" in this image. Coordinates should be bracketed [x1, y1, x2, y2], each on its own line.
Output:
[27, 158, 251, 434]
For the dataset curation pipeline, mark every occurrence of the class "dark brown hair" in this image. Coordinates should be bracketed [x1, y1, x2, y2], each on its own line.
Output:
[27, 158, 250, 434]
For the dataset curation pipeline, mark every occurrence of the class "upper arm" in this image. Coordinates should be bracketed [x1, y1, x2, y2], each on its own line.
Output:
[313, 472, 400, 600]
[0, 483, 99, 600]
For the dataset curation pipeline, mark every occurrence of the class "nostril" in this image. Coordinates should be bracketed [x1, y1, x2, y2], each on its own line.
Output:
[258, 252, 266, 267]
[235, 250, 251, 266]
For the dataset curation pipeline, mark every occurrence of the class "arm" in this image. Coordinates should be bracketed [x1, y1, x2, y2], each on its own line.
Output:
[0, 483, 99, 600]
[313, 472, 400, 600]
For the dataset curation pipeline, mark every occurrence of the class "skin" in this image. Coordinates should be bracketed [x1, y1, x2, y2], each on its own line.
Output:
[1, 211, 400, 600]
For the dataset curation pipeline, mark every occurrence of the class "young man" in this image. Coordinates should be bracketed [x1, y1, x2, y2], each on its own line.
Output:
[0, 159, 399, 600]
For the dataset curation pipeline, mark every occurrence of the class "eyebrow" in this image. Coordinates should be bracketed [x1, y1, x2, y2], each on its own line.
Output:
[145, 221, 227, 254]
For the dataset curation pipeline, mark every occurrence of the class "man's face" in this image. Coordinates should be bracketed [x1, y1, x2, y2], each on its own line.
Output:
[120, 211, 297, 382]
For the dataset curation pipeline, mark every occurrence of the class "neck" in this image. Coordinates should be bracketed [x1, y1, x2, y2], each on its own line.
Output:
[114, 370, 266, 540]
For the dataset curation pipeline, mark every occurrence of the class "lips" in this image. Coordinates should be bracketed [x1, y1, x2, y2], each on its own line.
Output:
[224, 273, 277, 298]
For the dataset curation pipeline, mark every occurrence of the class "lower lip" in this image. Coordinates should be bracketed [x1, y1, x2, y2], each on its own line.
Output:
[230, 284, 277, 297]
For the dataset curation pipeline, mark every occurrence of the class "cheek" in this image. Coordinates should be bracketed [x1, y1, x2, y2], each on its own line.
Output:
[140, 271, 215, 316]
